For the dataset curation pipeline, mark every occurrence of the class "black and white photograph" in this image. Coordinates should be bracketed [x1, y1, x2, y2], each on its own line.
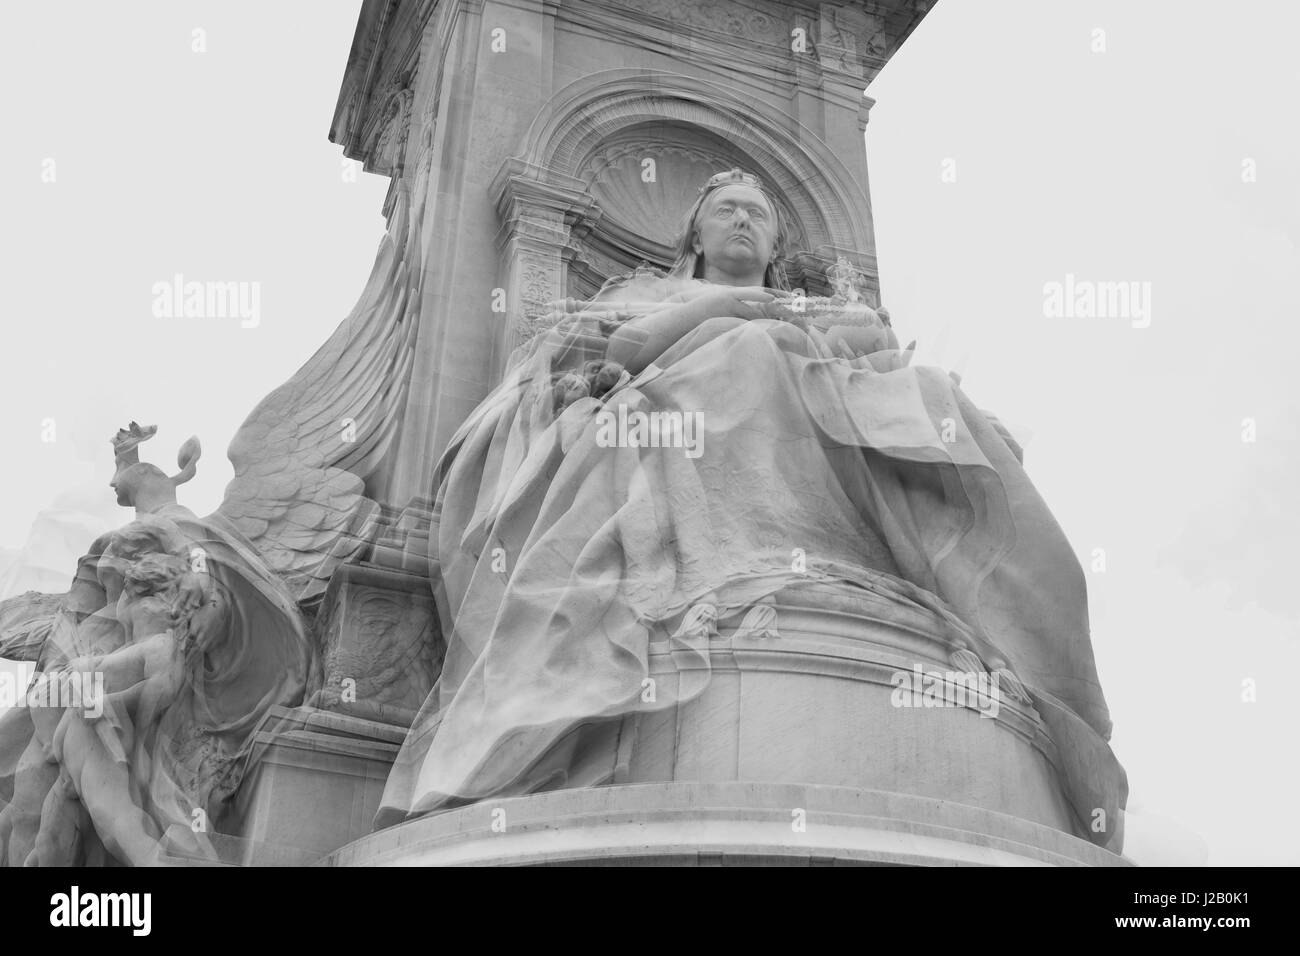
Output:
[0, 0, 1292, 924]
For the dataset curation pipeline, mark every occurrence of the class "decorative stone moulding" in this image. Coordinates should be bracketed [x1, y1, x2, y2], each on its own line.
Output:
[513, 70, 876, 253]
[323, 579, 1122, 867]
[223, 706, 408, 867]
[624, 580, 1079, 836]
[325, 785, 1125, 867]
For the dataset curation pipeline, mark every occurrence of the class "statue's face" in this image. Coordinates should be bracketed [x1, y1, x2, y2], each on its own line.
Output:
[109, 462, 174, 508]
[109, 463, 139, 506]
[692, 184, 778, 281]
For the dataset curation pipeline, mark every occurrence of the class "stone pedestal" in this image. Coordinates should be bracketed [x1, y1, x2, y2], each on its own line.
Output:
[622, 581, 1081, 838]
[214, 552, 447, 865]
[306, 562, 444, 727]
[221, 577, 1123, 866]
[323, 782, 1127, 867]
[230, 706, 405, 866]
[321, 579, 1123, 867]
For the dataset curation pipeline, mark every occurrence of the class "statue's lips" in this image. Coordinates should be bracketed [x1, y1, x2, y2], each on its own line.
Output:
[727, 234, 754, 246]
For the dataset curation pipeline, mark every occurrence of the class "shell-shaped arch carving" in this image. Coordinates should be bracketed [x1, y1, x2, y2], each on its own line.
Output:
[511, 69, 877, 272]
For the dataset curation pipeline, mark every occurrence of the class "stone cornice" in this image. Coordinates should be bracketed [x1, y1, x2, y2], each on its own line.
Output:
[490, 158, 602, 253]
[331, 1, 935, 180]
[329, 0, 440, 170]
[566, 0, 932, 90]
[511, 70, 879, 256]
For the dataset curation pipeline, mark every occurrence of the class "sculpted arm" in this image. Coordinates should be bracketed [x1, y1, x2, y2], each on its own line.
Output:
[605, 287, 775, 373]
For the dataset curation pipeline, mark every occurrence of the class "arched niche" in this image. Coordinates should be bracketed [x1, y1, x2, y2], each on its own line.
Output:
[491, 69, 881, 348]
[570, 122, 815, 300]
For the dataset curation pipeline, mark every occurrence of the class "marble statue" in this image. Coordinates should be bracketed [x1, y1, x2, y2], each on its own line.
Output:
[0, 168, 1125, 863]
[376, 169, 1126, 846]
[0, 425, 311, 866]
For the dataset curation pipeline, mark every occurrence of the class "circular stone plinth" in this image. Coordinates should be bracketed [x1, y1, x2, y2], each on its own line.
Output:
[323, 782, 1129, 867]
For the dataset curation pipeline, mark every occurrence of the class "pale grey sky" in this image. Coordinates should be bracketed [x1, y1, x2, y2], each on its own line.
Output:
[2, 0, 1297, 864]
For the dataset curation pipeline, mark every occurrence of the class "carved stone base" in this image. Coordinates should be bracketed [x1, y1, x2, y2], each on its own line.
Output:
[323, 782, 1127, 867]
[228, 706, 405, 866]
[155, 827, 317, 867]
[623, 579, 1081, 839]
[306, 563, 444, 726]
[226, 578, 1109, 866]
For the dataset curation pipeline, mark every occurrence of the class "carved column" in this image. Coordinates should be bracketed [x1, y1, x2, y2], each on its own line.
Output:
[491, 159, 601, 360]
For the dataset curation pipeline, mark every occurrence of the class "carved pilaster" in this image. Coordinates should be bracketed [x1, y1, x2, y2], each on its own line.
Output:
[491, 159, 601, 353]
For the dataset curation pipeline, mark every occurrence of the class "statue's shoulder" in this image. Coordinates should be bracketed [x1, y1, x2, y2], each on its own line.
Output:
[593, 264, 681, 305]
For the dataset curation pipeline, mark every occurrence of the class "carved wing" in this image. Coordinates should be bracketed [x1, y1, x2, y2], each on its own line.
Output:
[210, 184, 424, 604]
[0, 592, 62, 662]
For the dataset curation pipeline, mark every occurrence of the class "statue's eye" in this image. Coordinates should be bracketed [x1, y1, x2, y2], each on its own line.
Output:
[716, 206, 735, 219]
[749, 207, 767, 221]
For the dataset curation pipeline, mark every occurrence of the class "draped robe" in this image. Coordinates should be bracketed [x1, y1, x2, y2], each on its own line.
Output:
[379, 274, 1127, 850]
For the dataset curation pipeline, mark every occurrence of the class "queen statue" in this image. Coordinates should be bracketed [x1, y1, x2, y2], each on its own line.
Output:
[375, 169, 1126, 846]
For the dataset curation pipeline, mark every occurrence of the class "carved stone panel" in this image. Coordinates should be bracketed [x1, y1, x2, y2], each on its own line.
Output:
[604, 0, 786, 45]
[513, 253, 564, 345]
[492, 161, 601, 354]
[308, 564, 444, 727]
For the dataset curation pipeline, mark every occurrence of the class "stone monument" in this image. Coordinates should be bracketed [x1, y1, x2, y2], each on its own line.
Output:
[0, 0, 1129, 867]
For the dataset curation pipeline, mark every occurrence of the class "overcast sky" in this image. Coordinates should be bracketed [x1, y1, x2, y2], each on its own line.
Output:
[2, 0, 1297, 865]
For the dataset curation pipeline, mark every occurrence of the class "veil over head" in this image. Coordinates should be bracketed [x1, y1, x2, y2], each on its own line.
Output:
[666, 168, 792, 291]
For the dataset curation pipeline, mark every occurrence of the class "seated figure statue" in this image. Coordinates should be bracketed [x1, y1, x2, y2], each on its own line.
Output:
[379, 169, 1126, 846]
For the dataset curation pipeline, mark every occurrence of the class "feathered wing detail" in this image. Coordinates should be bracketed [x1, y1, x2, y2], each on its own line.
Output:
[211, 183, 425, 604]
[0, 593, 63, 662]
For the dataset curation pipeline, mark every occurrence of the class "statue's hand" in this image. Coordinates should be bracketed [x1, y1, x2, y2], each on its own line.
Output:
[688, 286, 775, 322]
[825, 324, 891, 359]
[57, 654, 98, 675]
[762, 293, 810, 331]
[175, 573, 207, 618]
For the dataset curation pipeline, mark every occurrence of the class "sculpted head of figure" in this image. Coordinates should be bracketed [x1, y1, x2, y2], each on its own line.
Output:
[98, 518, 186, 605]
[124, 551, 188, 593]
[110, 462, 173, 508]
[669, 169, 790, 290]
[109, 422, 200, 511]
